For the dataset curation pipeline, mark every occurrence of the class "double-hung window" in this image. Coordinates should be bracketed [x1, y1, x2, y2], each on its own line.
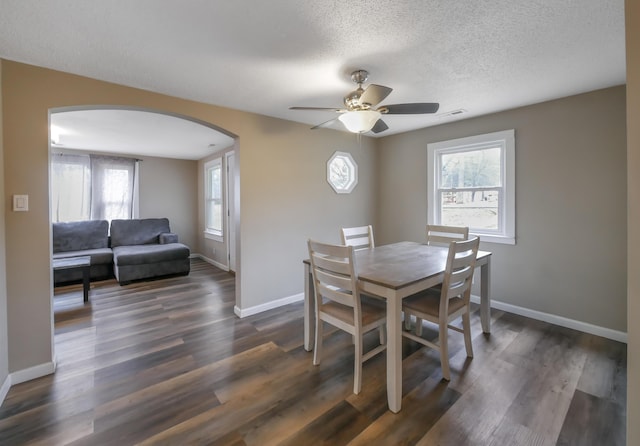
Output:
[427, 129, 515, 244]
[204, 157, 223, 240]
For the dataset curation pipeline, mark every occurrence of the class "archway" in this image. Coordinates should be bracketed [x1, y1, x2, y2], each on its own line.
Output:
[49, 106, 240, 315]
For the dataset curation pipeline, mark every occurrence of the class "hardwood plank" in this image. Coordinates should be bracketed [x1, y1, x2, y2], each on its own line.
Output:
[349, 377, 460, 445]
[415, 357, 527, 445]
[556, 389, 626, 446]
[498, 325, 588, 442]
[277, 400, 371, 446]
[575, 334, 627, 402]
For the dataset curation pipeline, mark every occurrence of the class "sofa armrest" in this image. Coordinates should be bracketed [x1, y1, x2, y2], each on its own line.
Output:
[159, 232, 179, 244]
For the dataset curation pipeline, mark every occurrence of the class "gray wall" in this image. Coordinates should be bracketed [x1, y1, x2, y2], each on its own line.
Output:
[0, 58, 9, 391]
[237, 115, 378, 309]
[377, 86, 627, 332]
[138, 155, 198, 250]
[626, 0, 639, 442]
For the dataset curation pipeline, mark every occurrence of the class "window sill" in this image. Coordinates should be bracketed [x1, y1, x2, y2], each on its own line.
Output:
[471, 233, 516, 245]
[204, 231, 223, 242]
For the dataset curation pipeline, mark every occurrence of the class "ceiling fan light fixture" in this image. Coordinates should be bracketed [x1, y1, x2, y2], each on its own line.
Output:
[338, 110, 381, 133]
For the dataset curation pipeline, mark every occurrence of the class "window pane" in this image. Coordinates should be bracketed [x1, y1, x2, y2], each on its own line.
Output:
[51, 153, 137, 223]
[328, 154, 356, 191]
[102, 168, 131, 221]
[205, 161, 223, 233]
[51, 156, 90, 222]
[441, 190, 500, 230]
[210, 165, 221, 200]
[207, 201, 222, 232]
[440, 147, 501, 188]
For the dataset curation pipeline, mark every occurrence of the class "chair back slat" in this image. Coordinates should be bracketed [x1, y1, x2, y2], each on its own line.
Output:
[441, 237, 480, 301]
[317, 283, 355, 307]
[427, 224, 469, 247]
[312, 254, 352, 276]
[308, 240, 359, 309]
[341, 225, 375, 250]
[313, 267, 352, 290]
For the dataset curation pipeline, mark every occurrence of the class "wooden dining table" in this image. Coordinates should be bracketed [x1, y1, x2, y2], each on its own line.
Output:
[303, 241, 492, 413]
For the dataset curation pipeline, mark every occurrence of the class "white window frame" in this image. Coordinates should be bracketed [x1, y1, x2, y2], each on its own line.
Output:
[427, 129, 516, 245]
[204, 157, 223, 241]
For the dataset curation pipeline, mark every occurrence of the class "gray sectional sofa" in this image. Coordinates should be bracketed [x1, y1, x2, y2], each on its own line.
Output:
[110, 218, 191, 285]
[52, 218, 190, 286]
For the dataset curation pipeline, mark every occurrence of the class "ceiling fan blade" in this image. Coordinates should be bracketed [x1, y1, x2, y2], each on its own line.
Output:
[311, 118, 339, 130]
[380, 103, 440, 114]
[290, 106, 344, 112]
[371, 119, 389, 134]
[359, 84, 393, 107]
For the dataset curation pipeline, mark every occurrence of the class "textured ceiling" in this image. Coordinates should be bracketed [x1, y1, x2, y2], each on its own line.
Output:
[0, 0, 626, 157]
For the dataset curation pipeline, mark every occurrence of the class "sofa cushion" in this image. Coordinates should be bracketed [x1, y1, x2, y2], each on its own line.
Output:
[53, 247, 114, 265]
[110, 218, 171, 247]
[113, 243, 190, 266]
[53, 220, 109, 253]
[159, 232, 179, 244]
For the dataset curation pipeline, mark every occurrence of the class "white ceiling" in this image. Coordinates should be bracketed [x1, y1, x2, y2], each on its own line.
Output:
[0, 0, 626, 158]
[50, 109, 235, 160]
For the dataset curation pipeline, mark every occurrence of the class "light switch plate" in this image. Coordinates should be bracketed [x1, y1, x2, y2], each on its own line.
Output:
[13, 195, 28, 212]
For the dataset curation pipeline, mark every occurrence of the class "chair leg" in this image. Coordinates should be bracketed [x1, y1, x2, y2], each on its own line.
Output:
[462, 310, 473, 358]
[404, 313, 412, 330]
[415, 317, 424, 336]
[353, 332, 363, 394]
[439, 319, 450, 381]
[313, 318, 323, 366]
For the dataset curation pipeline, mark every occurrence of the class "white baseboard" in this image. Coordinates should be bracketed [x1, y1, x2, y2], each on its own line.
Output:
[472, 295, 628, 343]
[229, 287, 627, 343]
[235, 293, 304, 318]
[10, 360, 56, 385]
[195, 253, 229, 272]
[0, 374, 11, 406]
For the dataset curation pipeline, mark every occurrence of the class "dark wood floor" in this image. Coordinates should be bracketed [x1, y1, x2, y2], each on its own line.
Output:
[0, 259, 626, 445]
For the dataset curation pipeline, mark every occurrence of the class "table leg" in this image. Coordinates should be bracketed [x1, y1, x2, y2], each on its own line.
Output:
[82, 265, 90, 303]
[480, 258, 491, 333]
[304, 263, 314, 351]
[387, 294, 402, 413]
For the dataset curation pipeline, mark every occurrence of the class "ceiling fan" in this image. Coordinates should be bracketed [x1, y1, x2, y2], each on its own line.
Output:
[289, 69, 439, 134]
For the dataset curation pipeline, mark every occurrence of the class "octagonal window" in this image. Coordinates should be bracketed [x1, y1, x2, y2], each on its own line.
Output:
[327, 151, 358, 194]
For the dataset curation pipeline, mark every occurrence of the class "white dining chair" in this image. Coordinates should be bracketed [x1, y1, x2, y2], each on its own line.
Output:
[307, 239, 386, 394]
[340, 225, 375, 250]
[402, 237, 480, 381]
[403, 224, 471, 330]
